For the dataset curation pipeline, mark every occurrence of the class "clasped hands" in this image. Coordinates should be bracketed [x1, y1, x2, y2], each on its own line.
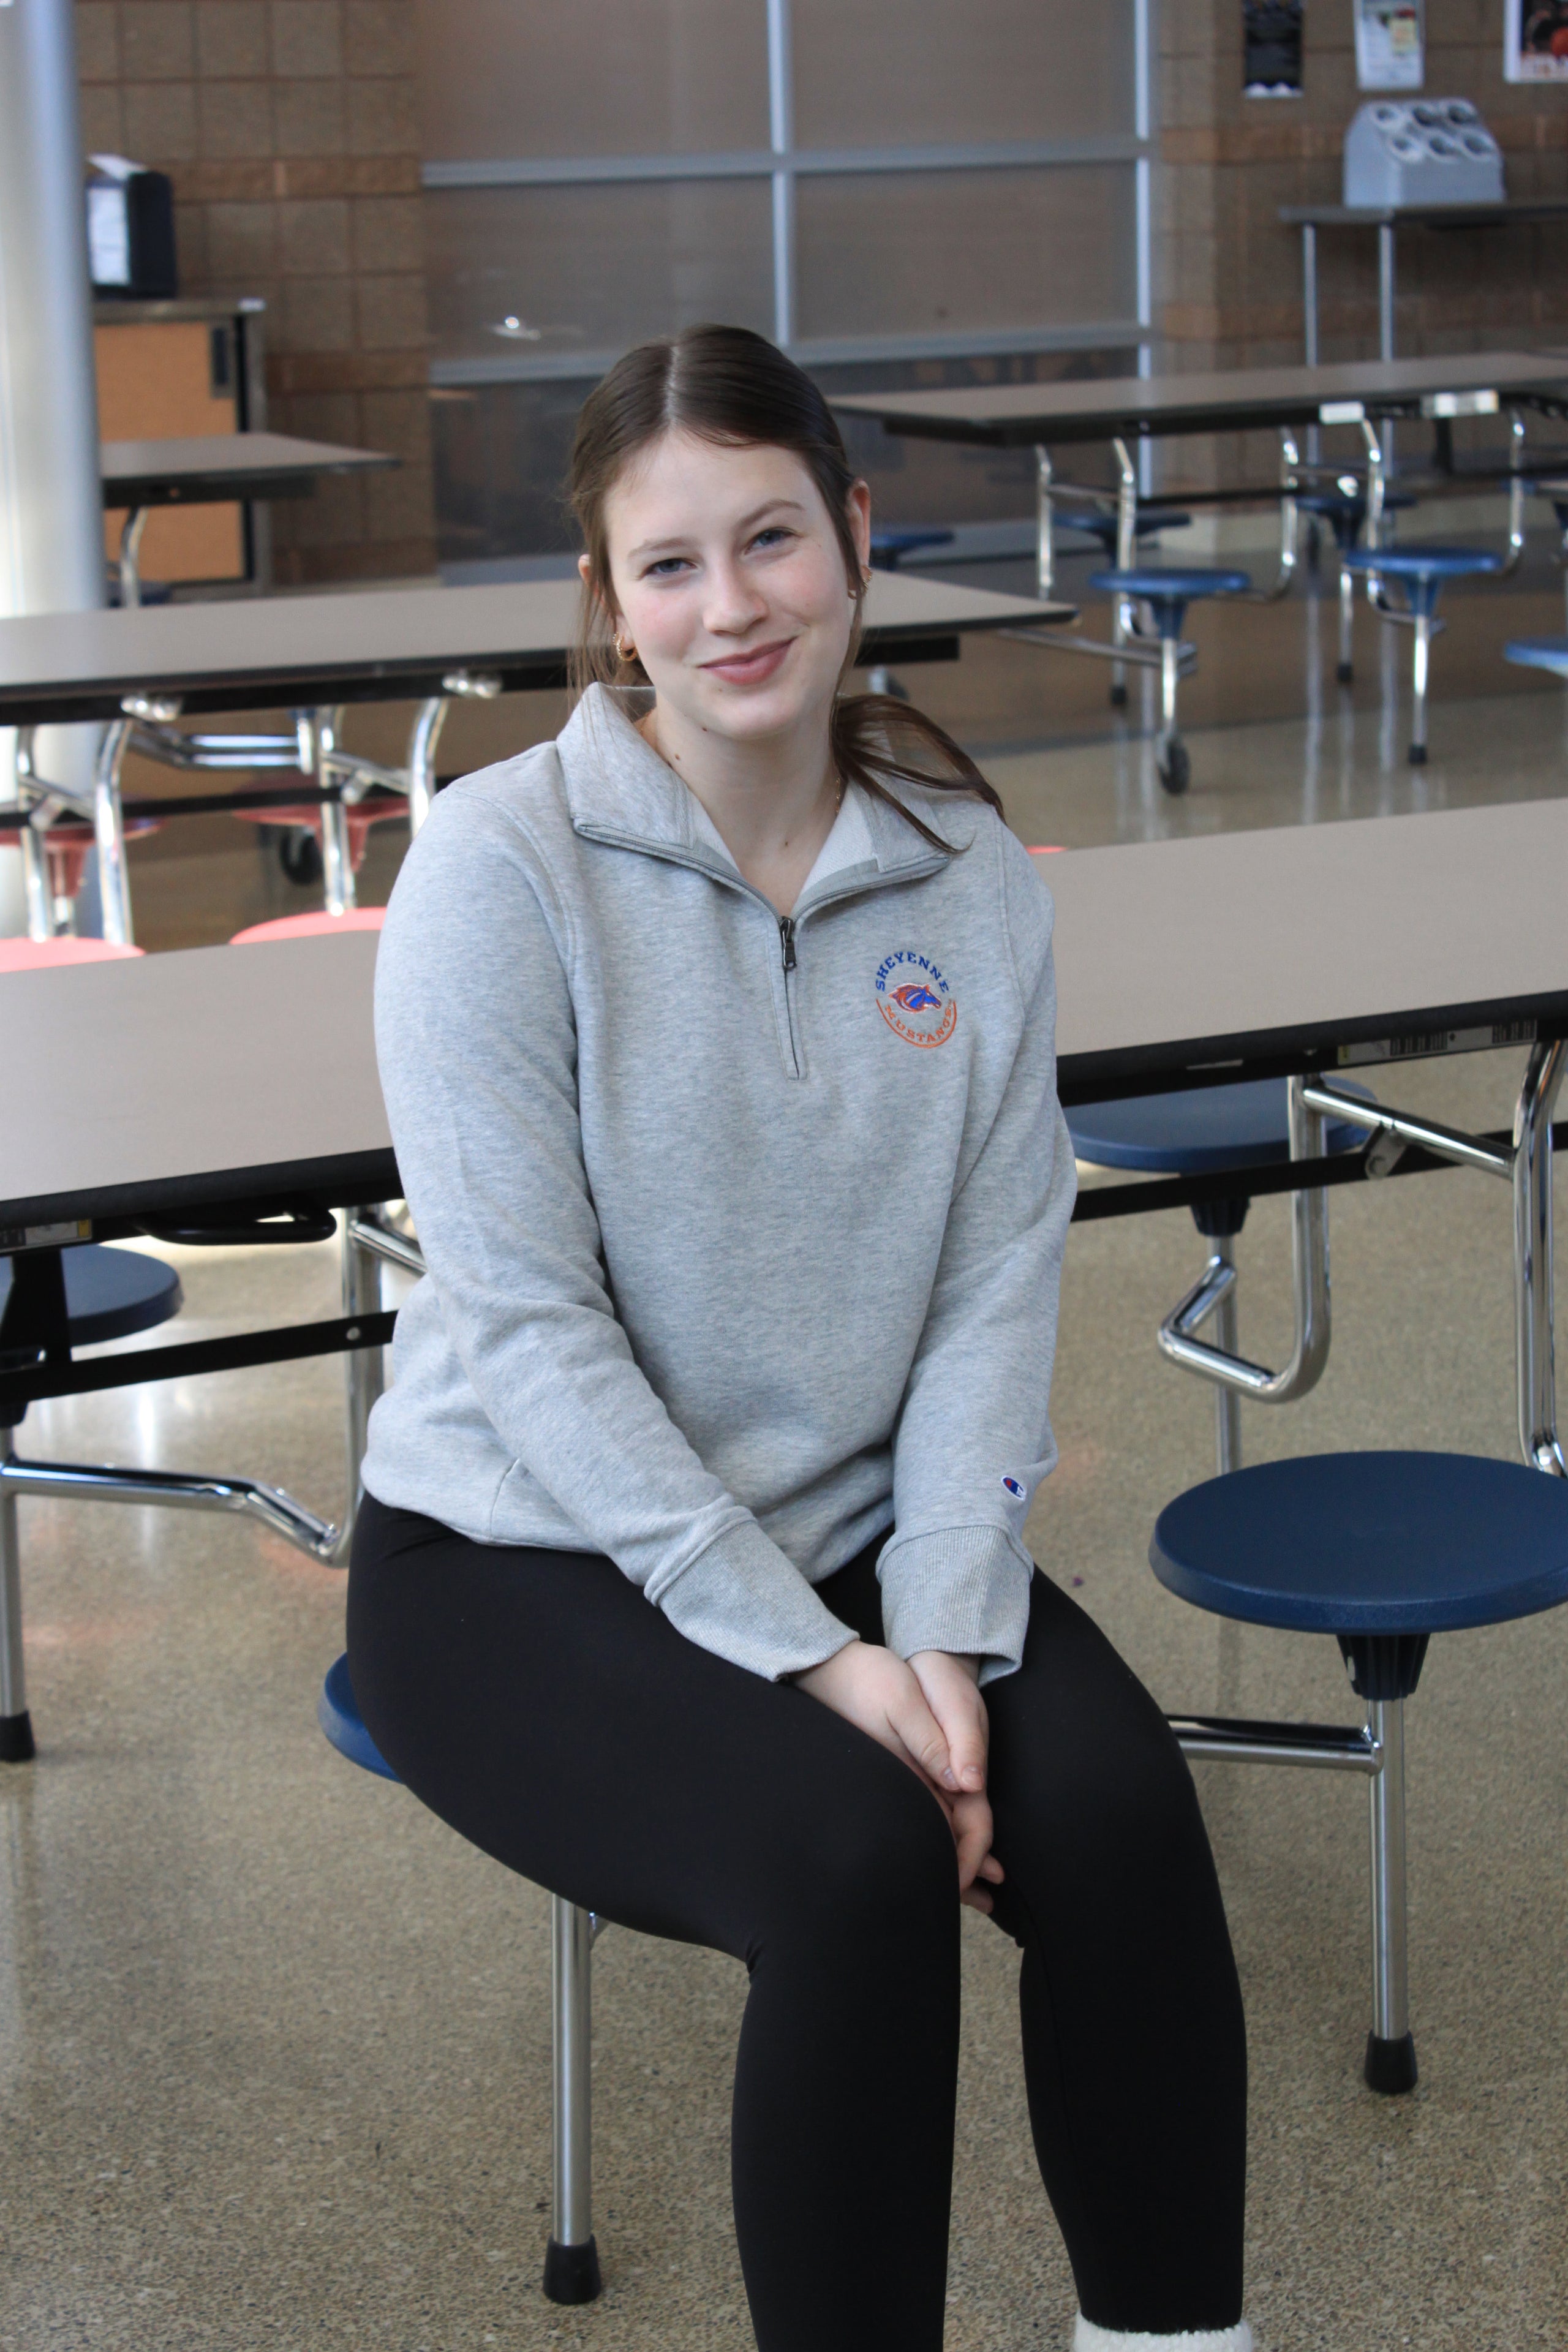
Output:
[796, 1640, 1003, 1913]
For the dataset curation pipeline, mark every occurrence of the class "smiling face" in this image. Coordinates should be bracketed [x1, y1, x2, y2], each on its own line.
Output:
[589, 430, 872, 752]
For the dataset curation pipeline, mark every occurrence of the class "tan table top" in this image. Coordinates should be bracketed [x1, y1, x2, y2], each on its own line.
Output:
[3, 799, 1566, 1231]
[1048, 796, 1568, 1096]
[100, 432, 396, 509]
[0, 571, 1075, 728]
[834, 350, 1568, 448]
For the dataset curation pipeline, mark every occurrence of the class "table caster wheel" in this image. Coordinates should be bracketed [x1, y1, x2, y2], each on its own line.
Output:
[1158, 741, 1191, 796]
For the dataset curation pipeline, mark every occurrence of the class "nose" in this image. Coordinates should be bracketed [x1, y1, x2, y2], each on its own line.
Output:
[701, 554, 768, 639]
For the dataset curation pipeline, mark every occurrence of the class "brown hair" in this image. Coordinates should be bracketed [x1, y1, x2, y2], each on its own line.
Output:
[567, 323, 1003, 850]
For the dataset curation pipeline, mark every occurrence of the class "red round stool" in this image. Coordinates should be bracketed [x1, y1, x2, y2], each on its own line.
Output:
[230, 908, 385, 946]
[0, 817, 162, 924]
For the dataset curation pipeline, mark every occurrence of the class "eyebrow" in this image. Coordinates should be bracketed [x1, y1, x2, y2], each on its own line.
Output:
[626, 498, 810, 564]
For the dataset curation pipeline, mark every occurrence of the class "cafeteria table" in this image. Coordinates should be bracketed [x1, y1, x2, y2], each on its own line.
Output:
[8, 809, 1561, 2294]
[834, 350, 1568, 644]
[1, 799, 1564, 1818]
[0, 570, 1072, 943]
[101, 432, 399, 607]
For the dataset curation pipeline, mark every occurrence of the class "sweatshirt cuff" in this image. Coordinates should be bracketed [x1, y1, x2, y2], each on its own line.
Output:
[877, 1523, 1033, 1686]
[655, 1518, 856, 1682]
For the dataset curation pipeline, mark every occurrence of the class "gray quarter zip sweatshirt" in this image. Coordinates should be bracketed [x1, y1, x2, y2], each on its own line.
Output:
[362, 684, 1076, 1684]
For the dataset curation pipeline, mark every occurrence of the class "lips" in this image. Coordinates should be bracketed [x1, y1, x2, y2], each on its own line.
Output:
[700, 638, 794, 686]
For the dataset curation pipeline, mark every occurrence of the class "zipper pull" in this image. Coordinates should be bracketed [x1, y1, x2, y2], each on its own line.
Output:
[779, 916, 797, 973]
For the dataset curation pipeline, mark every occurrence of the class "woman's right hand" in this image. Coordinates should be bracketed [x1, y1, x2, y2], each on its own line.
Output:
[796, 1638, 962, 1792]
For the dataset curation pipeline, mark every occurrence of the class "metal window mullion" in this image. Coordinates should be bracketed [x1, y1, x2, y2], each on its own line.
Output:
[426, 317, 1152, 390]
[767, 0, 794, 347]
[1134, 0, 1154, 494]
[420, 135, 1152, 194]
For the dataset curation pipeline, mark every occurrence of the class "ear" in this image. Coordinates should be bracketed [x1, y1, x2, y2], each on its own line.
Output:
[846, 480, 872, 581]
[579, 552, 624, 636]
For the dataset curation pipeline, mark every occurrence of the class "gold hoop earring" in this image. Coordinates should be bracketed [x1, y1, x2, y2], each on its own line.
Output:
[613, 633, 637, 663]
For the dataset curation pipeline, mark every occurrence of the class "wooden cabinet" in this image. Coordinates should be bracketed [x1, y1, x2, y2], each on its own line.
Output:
[93, 299, 269, 590]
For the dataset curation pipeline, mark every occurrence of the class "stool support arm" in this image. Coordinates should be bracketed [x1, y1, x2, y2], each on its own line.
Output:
[1169, 1713, 1381, 1774]
[1514, 1038, 1566, 1476]
[1156, 1077, 1331, 1404]
[0, 1453, 339, 1561]
[1302, 1080, 1513, 1182]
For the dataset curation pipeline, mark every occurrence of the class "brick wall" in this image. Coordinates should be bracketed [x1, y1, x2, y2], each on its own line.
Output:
[76, 0, 437, 584]
[1158, 1, 1568, 486]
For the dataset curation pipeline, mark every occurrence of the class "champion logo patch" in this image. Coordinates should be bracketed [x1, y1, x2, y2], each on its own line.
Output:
[1001, 1476, 1026, 1501]
[875, 949, 957, 1047]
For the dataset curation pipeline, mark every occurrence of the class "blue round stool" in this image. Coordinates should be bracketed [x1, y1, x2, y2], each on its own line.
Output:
[869, 526, 955, 570]
[1088, 565, 1251, 795]
[0, 1243, 184, 1763]
[318, 1651, 398, 1779]
[1341, 544, 1504, 764]
[1504, 635, 1568, 684]
[1297, 483, 1417, 680]
[1068, 506, 1191, 558]
[0, 1243, 182, 1362]
[318, 1652, 604, 2304]
[1152, 1450, 1568, 2093]
[1068, 1079, 1368, 1474]
[1523, 478, 1568, 635]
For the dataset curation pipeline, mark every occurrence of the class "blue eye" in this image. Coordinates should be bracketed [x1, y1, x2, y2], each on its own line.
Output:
[644, 556, 689, 578]
[752, 526, 793, 550]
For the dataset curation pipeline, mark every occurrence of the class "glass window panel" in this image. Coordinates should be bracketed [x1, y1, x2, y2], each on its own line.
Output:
[416, 0, 770, 161]
[424, 181, 775, 369]
[791, 0, 1136, 148]
[794, 167, 1137, 345]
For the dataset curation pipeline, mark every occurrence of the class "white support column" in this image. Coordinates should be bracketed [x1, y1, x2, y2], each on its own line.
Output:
[0, 0, 108, 930]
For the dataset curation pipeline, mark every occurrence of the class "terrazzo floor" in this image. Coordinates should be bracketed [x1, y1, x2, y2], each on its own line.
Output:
[3, 551, 1567, 2350]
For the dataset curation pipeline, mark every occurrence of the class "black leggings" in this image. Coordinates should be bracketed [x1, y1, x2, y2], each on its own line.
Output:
[349, 1496, 1246, 2349]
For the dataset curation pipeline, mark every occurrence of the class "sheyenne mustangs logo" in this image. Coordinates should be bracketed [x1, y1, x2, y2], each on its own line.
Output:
[875, 948, 957, 1047]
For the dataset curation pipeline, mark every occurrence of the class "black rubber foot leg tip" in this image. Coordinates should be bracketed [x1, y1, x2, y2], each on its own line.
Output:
[1336, 662, 1354, 684]
[543, 2237, 602, 2305]
[0, 1711, 36, 1763]
[1408, 744, 1428, 766]
[1109, 683, 1128, 707]
[1365, 2032, 1419, 2095]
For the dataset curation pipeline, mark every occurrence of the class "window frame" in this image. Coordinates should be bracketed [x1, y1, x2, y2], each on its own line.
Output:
[421, 0, 1153, 388]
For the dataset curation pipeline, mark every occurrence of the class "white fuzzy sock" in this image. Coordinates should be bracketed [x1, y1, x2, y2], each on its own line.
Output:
[1073, 2317, 1253, 2352]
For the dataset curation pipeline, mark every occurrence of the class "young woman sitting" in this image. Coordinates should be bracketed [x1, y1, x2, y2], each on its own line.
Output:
[349, 323, 1251, 2352]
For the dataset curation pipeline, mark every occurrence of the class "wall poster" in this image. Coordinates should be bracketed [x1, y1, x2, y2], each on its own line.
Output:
[1355, 0, 1425, 90]
[1506, 0, 1568, 81]
[1242, 3, 1303, 97]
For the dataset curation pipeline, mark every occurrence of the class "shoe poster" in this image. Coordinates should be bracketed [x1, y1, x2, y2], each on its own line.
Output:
[1242, 2, 1303, 97]
[1355, 0, 1425, 90]
[1506, 0, 1568, 80]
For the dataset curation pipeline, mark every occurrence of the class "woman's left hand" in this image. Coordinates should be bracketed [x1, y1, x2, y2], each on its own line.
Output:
[908, 1650, 1003, 1913]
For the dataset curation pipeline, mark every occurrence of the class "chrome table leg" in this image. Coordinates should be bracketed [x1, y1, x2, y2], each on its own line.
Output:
[1210, 1237, 1243, 1476]
[92, 715, 135, 946]
[1337, 559, 1355, 682]
[0, 1431, 33, 1762]
[297, 708, 355, 914]
[1365, 1695, 1416, 2092]
[1035, 444, 1054, 601]
[1110, 435, 1137, 706]
[340, 1211, 385, 1550]
[545, 1894, 601, 2304]
[1408, 609, 1430, 765]
[117, 505, 149, 610]
[1513, 1039, 1567, 1476]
